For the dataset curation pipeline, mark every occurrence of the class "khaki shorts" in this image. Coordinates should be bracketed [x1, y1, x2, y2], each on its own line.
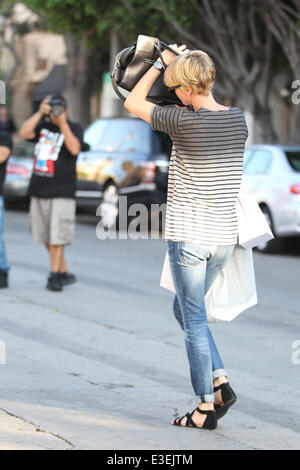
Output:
[29, 197, 76, 246]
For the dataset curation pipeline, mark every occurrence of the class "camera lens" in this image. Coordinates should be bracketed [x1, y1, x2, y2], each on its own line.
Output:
[51, 105, 64, 117]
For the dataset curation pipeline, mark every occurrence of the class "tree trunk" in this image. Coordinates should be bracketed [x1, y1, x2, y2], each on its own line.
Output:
[290, 101, 300, 144]
[253, 31, 278, 143]
[254, 103, 278, 144]
[64, 33, 91, 129]
[238, 92, 255, 145]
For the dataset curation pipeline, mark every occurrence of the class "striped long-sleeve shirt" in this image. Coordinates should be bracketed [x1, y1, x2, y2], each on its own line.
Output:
[150, 105, 248, 245]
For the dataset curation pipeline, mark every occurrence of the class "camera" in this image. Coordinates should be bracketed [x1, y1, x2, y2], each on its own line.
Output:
[47, 96, 66, 117]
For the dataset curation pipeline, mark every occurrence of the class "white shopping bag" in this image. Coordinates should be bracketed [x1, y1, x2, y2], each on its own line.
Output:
[160, 245, 257, 323]
[204, 245, 257, 322]
[160, 250, 176, 293]
[237, 193, 274, 249]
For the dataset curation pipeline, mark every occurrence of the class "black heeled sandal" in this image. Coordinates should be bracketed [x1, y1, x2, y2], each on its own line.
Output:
[214, 382, 237, 419]
[173, 407, 217, 430]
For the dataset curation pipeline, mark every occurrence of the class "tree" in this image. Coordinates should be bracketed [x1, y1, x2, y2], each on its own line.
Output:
[19, 0, 185, 126]
[0, 1, 42, 106]
[144, 0, 282, 142]
[6, 0, 298, 142]
[260, 0, 300, 143]
[0, 2, 21, 84]
[18, 0, 108, 127]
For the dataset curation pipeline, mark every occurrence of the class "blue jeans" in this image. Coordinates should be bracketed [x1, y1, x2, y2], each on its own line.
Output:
[167, 240, 235, 403]
[0, 196, 9, 272]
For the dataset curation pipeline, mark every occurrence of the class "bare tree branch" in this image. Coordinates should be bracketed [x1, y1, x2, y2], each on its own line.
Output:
[261, 0, 300, 76]
[154, 0, 224, 63]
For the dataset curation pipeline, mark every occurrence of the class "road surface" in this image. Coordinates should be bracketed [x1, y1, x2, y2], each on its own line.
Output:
[0, 209, 299, 450]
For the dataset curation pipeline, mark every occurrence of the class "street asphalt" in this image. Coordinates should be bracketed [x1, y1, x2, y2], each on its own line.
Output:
[0, 208, 299, 450]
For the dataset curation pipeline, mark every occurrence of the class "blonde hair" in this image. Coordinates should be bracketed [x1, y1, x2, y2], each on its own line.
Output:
[164, 50, 215, 95]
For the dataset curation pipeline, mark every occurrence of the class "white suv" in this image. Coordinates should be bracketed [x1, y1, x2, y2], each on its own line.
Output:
[241, 145, 300, 253]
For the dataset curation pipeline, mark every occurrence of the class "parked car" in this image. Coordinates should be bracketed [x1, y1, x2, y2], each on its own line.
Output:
[3, 142, 34, 205]
[76, 117, 171, 226]
[241, 144, 300, 252]
[11, 128, 299, 255]
[3, 119, 171, 220]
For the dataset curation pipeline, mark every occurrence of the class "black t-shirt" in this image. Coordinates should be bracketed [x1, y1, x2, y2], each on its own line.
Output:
[28, 119, 83, 199]
[0, 130, 13, 196]
[0, 118, 17, 134]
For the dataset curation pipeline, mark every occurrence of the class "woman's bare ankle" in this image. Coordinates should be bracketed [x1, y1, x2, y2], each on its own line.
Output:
[198, 401, 214, 411]
[213, 375, 228, 387]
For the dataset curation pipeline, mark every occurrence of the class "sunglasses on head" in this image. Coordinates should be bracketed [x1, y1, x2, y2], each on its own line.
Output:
[167, 85, 181, 92]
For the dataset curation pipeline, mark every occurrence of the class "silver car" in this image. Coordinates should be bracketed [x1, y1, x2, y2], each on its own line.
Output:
[4, 142, 34, 203]
[241, 144, 300, 252]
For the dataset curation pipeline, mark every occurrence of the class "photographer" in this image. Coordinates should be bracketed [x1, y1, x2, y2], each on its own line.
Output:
[124, 45, 248, 430]
[20, 95, 83, 292]
[0, 129, 13, 288]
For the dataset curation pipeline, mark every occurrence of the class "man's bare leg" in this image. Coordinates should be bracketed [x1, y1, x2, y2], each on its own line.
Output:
[44, 244, 65, 291]
[59, 254, 68, 274]
[49, 245, 64, 272]
[45, 244, 68, 273]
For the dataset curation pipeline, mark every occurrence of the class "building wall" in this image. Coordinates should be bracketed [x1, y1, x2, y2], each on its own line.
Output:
[11, 31, 66, 128]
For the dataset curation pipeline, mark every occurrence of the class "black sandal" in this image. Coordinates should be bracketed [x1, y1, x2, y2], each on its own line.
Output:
[214, 382, 237, 419]
[173, 407, 217, 430]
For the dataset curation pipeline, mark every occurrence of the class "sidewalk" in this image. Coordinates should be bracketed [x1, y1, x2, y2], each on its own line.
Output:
[0, 210, 300, 450]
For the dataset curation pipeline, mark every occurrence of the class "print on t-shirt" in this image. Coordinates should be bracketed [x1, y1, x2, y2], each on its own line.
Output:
[33, 128, 64, 177]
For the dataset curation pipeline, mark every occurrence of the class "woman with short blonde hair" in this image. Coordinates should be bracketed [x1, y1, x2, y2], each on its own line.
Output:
[125, 45, 248, 431]
[164, 50, 216, 95]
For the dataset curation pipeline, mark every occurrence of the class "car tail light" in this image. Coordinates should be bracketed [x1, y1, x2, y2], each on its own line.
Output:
[6, 164, 31, 176]
[141, 162, 156, 184]
[290, 184, 300, 194]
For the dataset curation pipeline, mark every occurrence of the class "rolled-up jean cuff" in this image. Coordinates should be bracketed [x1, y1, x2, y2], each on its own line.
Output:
[212, 368, 227, 379]
[196, 393, 215, 403]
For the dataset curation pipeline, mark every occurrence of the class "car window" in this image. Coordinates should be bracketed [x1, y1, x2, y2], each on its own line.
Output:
[12, 143, 35, 158]
[84, 119, 151, 154]
[243, 148, 253, 166]
[285, 151, 300, 172]
[83, 120, 107, 150]
[243, 149, 272, 175]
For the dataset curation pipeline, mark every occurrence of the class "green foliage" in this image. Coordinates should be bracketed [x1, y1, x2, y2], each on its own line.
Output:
[20, 0, 193, 44]
[10, 1, 294, 105]
[0, 0, 14, 14]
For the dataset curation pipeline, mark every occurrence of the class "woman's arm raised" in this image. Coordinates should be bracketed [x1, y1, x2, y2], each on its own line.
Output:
[124, 44, 186, 123]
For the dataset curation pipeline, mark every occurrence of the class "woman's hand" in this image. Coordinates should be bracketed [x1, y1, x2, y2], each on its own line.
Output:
[160, 44, 189, 66]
